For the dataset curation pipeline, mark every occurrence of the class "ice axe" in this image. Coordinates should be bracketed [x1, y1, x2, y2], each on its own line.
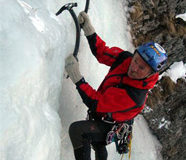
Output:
[56, 0, 90, 58]
[56, 1, 90, 78]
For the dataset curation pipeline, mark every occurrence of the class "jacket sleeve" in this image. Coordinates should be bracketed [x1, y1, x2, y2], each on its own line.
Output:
[75, 78, 147, 113]
[75, 78, 100, 112]
[86, 33, 124, 66]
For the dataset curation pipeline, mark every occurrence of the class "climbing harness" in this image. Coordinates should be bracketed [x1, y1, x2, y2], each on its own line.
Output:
[119, 132, 132, 160]
[106, 122, 133, 159]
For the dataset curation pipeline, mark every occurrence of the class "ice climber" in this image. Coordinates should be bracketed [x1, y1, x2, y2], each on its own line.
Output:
[65, 11, 168, 160]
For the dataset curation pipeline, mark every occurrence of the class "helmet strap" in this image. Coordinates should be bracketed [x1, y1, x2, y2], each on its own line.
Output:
[145, 71, 156, 79]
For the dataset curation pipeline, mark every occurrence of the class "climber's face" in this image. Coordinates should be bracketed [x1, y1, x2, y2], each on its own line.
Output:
[128, 53, 152, 79]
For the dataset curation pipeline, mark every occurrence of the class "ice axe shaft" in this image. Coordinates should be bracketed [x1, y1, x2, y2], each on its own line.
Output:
[56, 3, 80, 58]
[56, 3, 80, 79]
[56, 1, 90, 79]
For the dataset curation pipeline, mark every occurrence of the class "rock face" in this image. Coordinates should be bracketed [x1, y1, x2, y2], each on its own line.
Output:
[144, 77, 186, 160]
[126, 0, 186, 160]
[127, 0, 186, 69]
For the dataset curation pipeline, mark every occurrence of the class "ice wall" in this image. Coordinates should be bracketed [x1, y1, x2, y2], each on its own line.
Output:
[0, 0, 161, 160]
[0, 0, 65, 159]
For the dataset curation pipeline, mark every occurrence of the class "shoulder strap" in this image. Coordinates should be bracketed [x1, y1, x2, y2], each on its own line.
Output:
[110, 51, 133, 71]
[108, 83, 148, 117]
[117, 84, 148, 107]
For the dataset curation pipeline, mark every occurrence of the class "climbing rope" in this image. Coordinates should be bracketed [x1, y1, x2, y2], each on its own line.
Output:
[120, 132, 132, 160]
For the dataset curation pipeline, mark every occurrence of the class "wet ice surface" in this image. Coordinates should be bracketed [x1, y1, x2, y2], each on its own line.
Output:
[0, 0, 163, 159]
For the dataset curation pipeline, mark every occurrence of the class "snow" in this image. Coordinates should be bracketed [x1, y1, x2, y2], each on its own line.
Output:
[131, 115, 162, 160]
[0, 0, 164, 160]
[176, 13, 186, 21]
[143, 106, 153, 113]
[158, 117, 171, 129]
[161, 61, 186, 83]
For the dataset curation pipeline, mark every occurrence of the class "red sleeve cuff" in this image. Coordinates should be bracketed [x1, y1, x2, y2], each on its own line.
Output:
[75, 77, 86, 87]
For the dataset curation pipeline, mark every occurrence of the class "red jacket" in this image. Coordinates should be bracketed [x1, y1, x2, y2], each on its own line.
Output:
[76, 33, 159, 122]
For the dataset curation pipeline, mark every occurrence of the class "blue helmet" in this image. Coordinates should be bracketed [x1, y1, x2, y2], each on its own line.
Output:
[136, 42, 168, 72]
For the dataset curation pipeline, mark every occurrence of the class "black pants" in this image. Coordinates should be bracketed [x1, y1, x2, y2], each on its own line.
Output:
[69, 120, 113, 160]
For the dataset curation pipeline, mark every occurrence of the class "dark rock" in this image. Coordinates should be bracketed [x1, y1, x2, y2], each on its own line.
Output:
[126, 0, 186, 159]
